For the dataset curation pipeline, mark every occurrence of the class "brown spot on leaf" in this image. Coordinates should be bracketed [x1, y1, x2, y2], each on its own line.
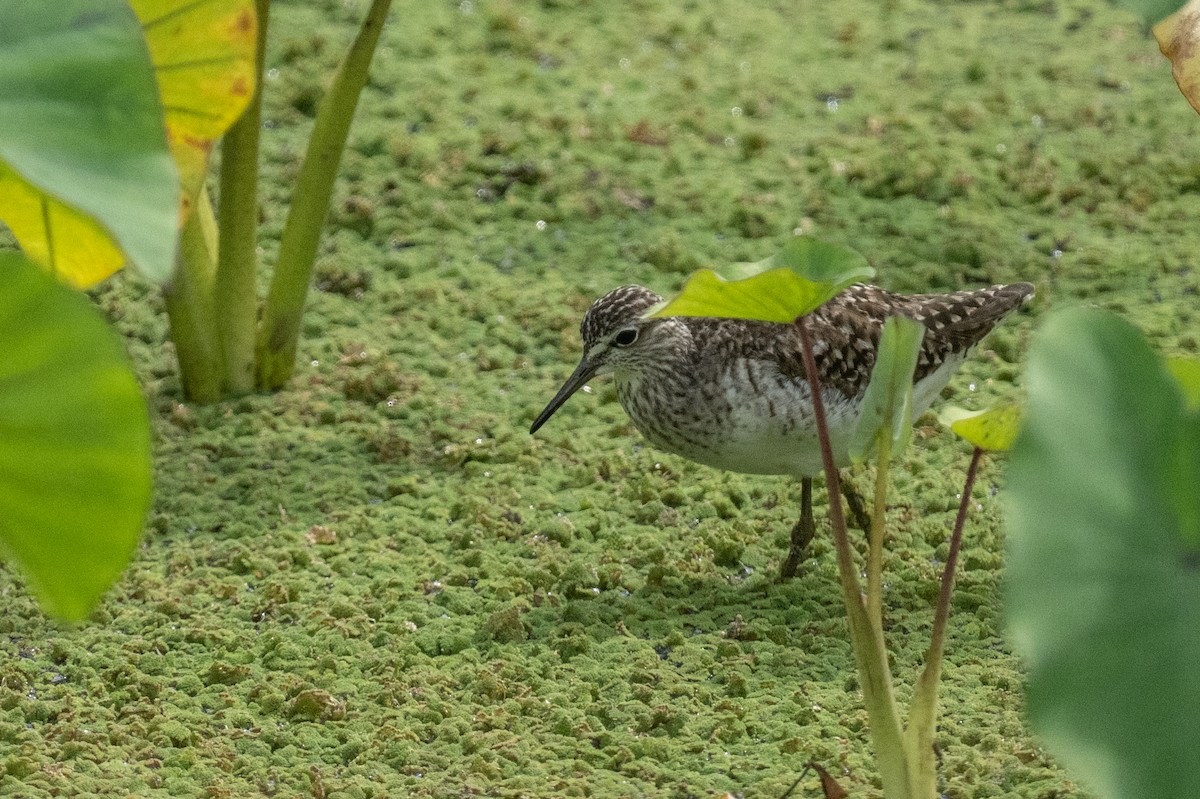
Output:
[182, 134, 211, 153]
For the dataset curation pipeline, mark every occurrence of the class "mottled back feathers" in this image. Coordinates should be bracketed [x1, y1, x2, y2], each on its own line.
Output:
[579, 282, 1034, 399]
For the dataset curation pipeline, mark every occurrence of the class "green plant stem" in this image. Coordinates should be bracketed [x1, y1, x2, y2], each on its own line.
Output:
[256, 0, 392, 390]
[867, 442, 891, 632]
[164, 189, 222, 403]
[214, 0, 271, 396]
[903, 445, 985, 796]
[797, 317, 911, 798]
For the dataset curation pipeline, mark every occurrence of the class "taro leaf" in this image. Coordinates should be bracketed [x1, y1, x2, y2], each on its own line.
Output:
[1167, 356, 1200, 548]
[1168, 355, 1200, 411]
[1154, 0, 1200, 115]
[849, 315, 925, 463]
[0, 252, 152, 620]
[0, 0, 178, 287]
[1005, 307, 1200, 799]
[130, 0, 258, 218]
[648, 238, 874, 324]
[940, 403, 1022, 452]
[1123, 0, 1189, 27]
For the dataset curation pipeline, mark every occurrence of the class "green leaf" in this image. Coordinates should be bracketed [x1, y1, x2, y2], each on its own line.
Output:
[1167, 356, 1200, 550]
[1124, 0, 1189, 27]
[0, 0, 179, 286]
[0, 252, 152, 620]
[939, 403, 1022, 452]
[849, 315, 925, 463]
[1168, 355, 1200, 411]
[648, 238, 875, 323]
[1165, 359, 1200, 545]
[1005, 307, 1200, 799]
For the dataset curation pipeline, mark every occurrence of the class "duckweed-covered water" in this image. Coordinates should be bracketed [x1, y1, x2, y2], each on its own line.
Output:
[3, 0, 1198, 796]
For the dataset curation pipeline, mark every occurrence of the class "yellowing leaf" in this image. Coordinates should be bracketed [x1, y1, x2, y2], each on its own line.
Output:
[0, 162, 127, 289]
[940, 403, 1022, 452]
[1154, 0, 1200, 116]
[131, 0, 258, 214]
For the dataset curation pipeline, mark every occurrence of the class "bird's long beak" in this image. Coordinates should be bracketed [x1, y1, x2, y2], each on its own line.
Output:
[530, 357, 600, 434]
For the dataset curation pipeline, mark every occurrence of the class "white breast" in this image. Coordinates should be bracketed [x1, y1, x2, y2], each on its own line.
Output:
[618, 353, 968, 479]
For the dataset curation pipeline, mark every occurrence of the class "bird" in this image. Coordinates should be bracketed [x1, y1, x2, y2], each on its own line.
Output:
[530, 280, 1035, 578]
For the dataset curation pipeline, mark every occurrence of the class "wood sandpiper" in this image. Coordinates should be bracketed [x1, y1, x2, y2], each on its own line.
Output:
[530, 281, 1034, 578]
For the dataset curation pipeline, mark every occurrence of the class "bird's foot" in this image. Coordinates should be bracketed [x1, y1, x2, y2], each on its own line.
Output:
[779, 516, 815, 580]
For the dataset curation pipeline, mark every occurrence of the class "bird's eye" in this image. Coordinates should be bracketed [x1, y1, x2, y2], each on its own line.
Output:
[612, 328, 639, 347]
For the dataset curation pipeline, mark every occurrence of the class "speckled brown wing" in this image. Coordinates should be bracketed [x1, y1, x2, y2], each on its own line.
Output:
[682, 300, 885, 399]
[895, 283, 1035, 378]
[900, 283, 1035, 349]
[721, 282, 1035, 399]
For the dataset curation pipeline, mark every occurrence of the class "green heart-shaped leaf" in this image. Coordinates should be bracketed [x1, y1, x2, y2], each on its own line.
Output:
[849, 315, 925, 463]
[648, 238, 875, 323]
[1006, 306, 1200, 799]
[0, 252, 152, 620]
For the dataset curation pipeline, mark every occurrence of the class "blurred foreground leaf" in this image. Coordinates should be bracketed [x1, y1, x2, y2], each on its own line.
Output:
[0, 252, 152, 620]
[0, 0, 178, 286]
[648, 238, 874, 323]
[1123, 0, 1188, 26]
[1006, 307, 1200, 799]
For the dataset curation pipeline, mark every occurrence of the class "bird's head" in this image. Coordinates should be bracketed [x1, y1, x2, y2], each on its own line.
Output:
[530, 285, 669, 433]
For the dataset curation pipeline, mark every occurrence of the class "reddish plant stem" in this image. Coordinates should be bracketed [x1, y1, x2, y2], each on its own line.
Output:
[797, 314, 911, 796]
[928, 446, 984, 664]
[795, 317, 857, 593]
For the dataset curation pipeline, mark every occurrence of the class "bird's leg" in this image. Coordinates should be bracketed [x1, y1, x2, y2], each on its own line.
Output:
[779, 474, 870, 580]
[780, 477, 815, 580]
[841, 474, 872, 533]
